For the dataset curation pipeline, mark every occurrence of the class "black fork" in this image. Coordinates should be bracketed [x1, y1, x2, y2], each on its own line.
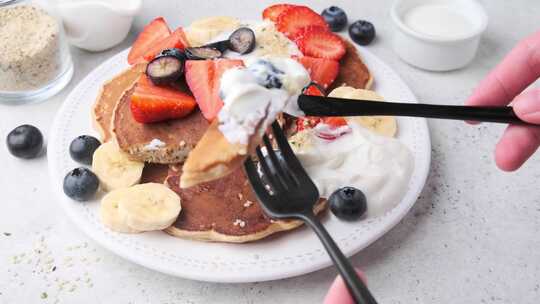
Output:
[243, 121, 378, 304]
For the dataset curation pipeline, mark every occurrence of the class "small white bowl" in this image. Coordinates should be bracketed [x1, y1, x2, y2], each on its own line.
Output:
[390, 0, 488, 71]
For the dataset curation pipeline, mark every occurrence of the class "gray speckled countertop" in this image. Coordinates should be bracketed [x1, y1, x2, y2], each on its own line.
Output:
[1, 1, 540, 303]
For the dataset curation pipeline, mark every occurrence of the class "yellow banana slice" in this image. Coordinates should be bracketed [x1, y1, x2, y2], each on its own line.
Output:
[328, 87, 398, 137]
[185, 16, 240, 46]
[117, 183, 181, 231]
[92, 141, 144, 191]
[100, 188, 141, 233]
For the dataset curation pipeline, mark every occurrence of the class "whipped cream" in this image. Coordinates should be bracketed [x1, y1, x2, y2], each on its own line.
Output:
[291, 123, 414, 217]
[143, 139, 165, 151]
[218, 57, 310, 145]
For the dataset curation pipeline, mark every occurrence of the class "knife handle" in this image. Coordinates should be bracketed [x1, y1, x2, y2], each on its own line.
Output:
[297, 95, 538, 126]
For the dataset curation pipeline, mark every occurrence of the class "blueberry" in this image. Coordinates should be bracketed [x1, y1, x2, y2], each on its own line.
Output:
[348, 20, 376, 46]
[249, 60, 283, 89]
[69, 135, 101, 165]
[6, 125, 43, 159]
[63, 167, 99, 202]
[159, 48, 186, 61]
[329, 187, 367, 221]
[321, 6, 348, 32]
[228, 27, 256, 54]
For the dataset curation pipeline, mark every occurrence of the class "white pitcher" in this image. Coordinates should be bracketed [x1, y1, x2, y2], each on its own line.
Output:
[55, 0, 142, 51]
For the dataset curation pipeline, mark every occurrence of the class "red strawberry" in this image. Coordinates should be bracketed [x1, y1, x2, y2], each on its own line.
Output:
[142, 27, 189, 61]
[296, 29, 346, 60]
[128, 17, 171, 65]
[262, 4, 297, 23]
[303, 85, 325, 96]
[184, 59, 244, 121]
[293, 25, 329, 43]
[296, 56, 339, 89]
[276, 6, 329, 40]
[130, 74, 197, 123]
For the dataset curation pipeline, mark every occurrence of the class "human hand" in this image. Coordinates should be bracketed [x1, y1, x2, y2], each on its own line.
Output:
[323, 269, 366, 304]
[466, 30, 540, 171]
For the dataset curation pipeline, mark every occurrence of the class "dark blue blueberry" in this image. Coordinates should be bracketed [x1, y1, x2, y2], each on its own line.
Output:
[349, 20, 376, 46]
[228, 27, 256, 54]
[6, 125, 43, 159]
[249, 60, 284, 89]
[321, 6, 348, 32]
[63, 167, 99, 202]
[159, 48, 186, 61]
[329, 187, 367, 221]
[69, 135, 101, 165]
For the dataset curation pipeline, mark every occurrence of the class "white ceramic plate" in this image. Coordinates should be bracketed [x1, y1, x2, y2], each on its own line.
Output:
[48, 46, 431, 283]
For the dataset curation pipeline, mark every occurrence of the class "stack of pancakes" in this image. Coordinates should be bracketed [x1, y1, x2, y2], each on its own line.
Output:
[92, 40, 372, 243]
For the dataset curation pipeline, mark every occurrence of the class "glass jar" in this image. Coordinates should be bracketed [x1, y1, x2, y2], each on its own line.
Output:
[0, 0, 73, 104]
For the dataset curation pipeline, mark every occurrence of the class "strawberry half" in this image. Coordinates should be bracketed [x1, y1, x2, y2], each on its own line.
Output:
[128, 17, 171, 65]
[142, 27, 189, 62]
[275, 6, 328, 40]
[295, 56, 339, 89]
[293, 25, 330, 43]
[262, 4, 297, 23]
[130, 74, 197, 124]
[184, 59, 244, 121]
[296, 28, 346, 60]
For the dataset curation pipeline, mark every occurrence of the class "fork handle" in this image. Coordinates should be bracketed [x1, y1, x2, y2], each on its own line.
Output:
[298, 95, 537, 125]
[300, 213, 378, 304]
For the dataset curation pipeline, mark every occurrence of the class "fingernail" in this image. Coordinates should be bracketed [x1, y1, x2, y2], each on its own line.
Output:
[513, 90, 540, 123]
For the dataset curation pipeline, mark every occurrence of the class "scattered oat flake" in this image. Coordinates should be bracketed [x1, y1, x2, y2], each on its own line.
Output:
[3, 232, 11, 236]
[243, 200, 254, 208]
[40, 292, 48, 299]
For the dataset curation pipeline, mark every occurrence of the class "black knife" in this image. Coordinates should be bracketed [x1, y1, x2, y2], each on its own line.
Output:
[297, 94, 538, 126]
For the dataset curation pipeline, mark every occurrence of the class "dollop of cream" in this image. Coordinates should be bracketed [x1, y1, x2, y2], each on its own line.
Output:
[291, 123, 414, 217]
[218, 57, 310, 145]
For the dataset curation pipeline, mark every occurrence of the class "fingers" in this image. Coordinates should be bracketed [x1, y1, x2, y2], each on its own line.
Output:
[513, 89, 540, 123]
[323, 269, 366, 304]
[494, 89, 540, 171]
[495, 124, 540, 171]
[466, 30, 540, 108]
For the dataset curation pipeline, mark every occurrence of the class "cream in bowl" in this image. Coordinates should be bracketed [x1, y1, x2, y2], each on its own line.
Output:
[391, 0, 488, 71]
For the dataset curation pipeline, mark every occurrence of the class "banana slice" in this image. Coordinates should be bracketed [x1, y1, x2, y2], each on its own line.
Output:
[100, 189, 141, 233]
[328, 87, 398, 137]
[185, 16, 240, 46]
[92, 141, 144, 191]
[118, 183, 181, 231]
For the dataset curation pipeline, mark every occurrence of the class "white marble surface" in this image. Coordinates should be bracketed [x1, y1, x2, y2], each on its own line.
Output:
[1, 1, 540, 303]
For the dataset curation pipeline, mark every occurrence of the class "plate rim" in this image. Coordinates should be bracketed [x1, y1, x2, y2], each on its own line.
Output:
[48, 46, 431, 283]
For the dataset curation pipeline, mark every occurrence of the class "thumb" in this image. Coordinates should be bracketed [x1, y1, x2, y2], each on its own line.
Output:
[323, 269, 367, 304]
[513, 89, 540, 123]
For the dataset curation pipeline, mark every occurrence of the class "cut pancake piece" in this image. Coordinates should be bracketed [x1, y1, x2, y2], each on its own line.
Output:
[180, 120, 254, 188]
[112, 85, 209, 164]
[160, 164, 327, 243]
[92, 63, 147, 142]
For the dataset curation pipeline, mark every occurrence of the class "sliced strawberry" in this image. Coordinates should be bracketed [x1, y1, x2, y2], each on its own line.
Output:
[296, 29, 346, 60]
[303, 85, 325, 96]
[293, 25, 329, 43]
[142, 27, 189, 62]
[262, 4, 297, 23]
[128, 17, 171, 65]
[276, 6, 328, 40]
[130, 74, 197, 123]
[184, 59, 244, 121]
[296, 56, 339, 89]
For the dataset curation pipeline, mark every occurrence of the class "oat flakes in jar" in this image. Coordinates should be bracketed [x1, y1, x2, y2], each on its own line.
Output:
[0, 0, 73, 104]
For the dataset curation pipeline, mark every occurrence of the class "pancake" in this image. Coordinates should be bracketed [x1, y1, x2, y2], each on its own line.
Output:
[92, 63, 147, 142]
[152, 164, 327, 243]
[178, 40, 373, 188]
[329, 40, 373, 91]
[111, 85, 209, 164]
